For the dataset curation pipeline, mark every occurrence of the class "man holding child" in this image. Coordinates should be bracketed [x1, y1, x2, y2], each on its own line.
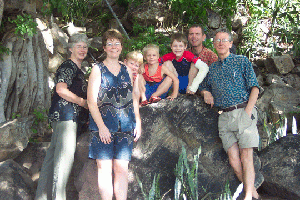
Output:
[199, 28, 261, 200]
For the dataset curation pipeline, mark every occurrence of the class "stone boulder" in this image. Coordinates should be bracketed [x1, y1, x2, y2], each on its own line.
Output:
[0, 116, 35, 162]
[75, 95, 264, 199]
[0, 159, 35, 200]
[256, 83, 300, 135]
[258, 135, 300, 199]
[264, 55, 295, 74]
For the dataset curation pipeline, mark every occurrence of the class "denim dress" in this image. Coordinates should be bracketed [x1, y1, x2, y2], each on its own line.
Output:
[89, 62, 136, 160]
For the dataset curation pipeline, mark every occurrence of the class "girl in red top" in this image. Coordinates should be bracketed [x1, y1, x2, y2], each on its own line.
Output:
[138, 44, 179, 106]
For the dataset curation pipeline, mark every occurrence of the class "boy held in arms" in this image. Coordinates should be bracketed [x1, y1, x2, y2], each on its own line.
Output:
[138, 44, 179, 106]
[124, 51, 143, 83]
[149, 33, 209, 95]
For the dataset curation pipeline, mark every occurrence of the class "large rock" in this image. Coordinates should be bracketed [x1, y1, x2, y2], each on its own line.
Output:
[256, 83, 300, 136]
[75, 95, 264, 199]
[264, 55, 295, 74]
[0, 116, 35, 162]
[258, 135, 300, 199]
[0, 159, 35, 200]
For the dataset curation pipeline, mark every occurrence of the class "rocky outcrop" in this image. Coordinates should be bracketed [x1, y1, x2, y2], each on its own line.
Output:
[264, 55, 295, 75]
[74, 95, 264, 199]
[0, 159, 35, 200]
[0, 116, 34, 162]
[258, 135, 300, 199]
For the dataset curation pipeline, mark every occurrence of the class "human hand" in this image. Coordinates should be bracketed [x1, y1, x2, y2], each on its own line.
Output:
[99, 126, 112, 144]
[244, 106, 252, 117]
[186, 88, 195, 95]
[138, 64, 145, 74]
[203, 91, 214, 108]
[134, 123, 142, 142]
[80, 99, 89, 109]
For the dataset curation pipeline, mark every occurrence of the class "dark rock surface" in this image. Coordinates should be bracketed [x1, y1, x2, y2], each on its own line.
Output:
[258, 135, 300, 200]
[75, 95, 264, 199]
[0, 159, 35, 200]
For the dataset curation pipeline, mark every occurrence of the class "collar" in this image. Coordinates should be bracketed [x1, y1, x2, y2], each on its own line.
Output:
[218, 53, 232, 64]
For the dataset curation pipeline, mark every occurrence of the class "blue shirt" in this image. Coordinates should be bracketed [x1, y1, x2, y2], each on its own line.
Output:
[199, 54, 259, 109]
[48, 59, 88, 124]
[89, 62, 136, 133]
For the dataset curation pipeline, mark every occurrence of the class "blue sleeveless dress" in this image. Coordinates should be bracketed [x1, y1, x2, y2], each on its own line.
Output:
[89, 62, 136, 160]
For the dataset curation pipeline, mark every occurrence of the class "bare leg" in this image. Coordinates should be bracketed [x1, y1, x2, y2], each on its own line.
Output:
[138, 75, 147, 102]
[96, 159, 113, 200]
[227, 143, 259, 200]
[113, 159, 129, 200]
[152, 61, 177, 97]
[240, 148, 258, 200]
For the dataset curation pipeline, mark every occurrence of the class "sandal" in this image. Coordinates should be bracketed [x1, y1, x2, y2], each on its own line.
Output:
[149, 96, 161, 103]
[140, 100, 148, 107]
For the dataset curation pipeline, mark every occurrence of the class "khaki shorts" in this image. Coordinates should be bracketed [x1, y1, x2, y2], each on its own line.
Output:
[218, 107, 259, 152]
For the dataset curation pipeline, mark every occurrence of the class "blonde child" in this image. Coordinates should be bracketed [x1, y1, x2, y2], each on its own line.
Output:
[138, 44, 179, 106]
[124, 51, 143, 83]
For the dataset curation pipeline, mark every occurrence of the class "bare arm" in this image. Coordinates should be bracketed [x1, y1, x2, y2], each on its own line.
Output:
[132, 74, 142, 142]
[245, 87, 259, 116]
[187, 63, 199, 94]
[161, 64, 179, 100]
[56, 82, 88, 109]
[87, 66, 111, 144]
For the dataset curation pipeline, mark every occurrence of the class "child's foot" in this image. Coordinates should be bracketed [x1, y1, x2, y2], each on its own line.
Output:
[149, 96, 161, 103]
[140, 100, 148, 107]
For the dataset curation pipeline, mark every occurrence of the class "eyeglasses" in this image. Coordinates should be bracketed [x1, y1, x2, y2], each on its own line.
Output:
[106, 42, 121, 47]
[214, 39, 230, 43]
[75, 45, 88, 50]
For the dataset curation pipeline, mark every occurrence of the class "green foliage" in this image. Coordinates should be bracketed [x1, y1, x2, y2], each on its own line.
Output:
[122, 22, 171, 59]
[263, 113, 287, 144]
[8, 14, 38, 37]
[11, 113, 21, 120]
[238, 0, 300, 58]
[42, 0, 102, 26]
[168, 0, 237, 29]
[174, 145, 201, 200]
[30, 108, 48, 135]
[33, 108, 48, 125]
[0, 43, 11, 60]
[136, 173, 162, 200]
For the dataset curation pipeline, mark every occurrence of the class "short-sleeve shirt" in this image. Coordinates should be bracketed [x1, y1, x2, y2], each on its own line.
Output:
[199, 54, 259, 109]
[48, 59, 88, 123]
[188, 46, 218, 66]
[89, 62, 136, 133]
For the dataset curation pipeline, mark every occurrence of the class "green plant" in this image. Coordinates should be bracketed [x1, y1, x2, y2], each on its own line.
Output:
[8, 14, 38, 37]
[168, 0, 237, 29]
[238, 0, 300, 58]
[0, 43, 11, 60]
[122, 22, 171, 59]
[174, 145, 201, 200]
[11, 113, 21, 120]
[30, 108, 48, 135]
[263, 113, 287, 145]
[136, 173, 162, 200]
[33, 108, 48, 125]
[42, 0, 102, 27]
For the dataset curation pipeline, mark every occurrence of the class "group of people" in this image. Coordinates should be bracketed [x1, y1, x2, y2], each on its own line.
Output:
[35, 24, 261, 200]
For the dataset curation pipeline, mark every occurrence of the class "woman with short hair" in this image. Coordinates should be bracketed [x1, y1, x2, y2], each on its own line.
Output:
[35, 33, 89, 200]
[87, 29, 141, 200]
